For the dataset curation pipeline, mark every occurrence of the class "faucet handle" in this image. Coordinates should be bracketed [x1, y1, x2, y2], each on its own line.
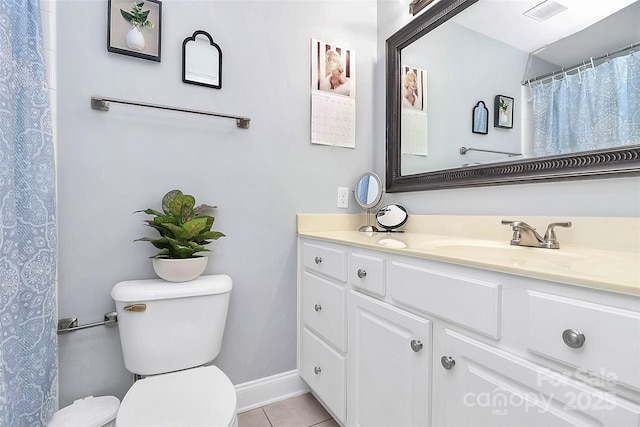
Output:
[542, 222, 572, 248]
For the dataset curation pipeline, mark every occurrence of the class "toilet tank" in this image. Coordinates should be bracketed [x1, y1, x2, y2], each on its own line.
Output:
[111, 275, 232, 376]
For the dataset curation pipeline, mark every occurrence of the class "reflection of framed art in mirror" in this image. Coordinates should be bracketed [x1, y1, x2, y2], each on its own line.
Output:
[494, 95, 513, 129]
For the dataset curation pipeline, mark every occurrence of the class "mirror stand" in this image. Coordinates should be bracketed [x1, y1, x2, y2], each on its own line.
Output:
[354, 172, 385, 233]
[359, 210, 379, 233]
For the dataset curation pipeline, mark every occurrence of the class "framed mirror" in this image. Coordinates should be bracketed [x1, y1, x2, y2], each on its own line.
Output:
[386, 0, 640, 192]
[182, 30, 222, 89]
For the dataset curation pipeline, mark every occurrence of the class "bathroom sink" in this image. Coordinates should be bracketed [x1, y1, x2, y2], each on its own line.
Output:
[419, 239, 587, 262]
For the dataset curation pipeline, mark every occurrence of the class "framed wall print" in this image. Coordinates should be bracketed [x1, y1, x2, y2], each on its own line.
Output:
[494, 95, 513, 129]
[108, 0, 162, 62]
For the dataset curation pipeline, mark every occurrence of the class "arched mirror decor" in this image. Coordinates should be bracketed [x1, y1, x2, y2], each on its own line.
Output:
[182, 30, 222, 89]
[386, 0, 640, 192]
[354, 172, 384, 232]
[472, 101, 488, 135]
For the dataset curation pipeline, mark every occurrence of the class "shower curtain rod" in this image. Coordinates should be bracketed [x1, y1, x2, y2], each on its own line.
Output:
[91, 96, 251, 129]
[522, 42, 639, 86]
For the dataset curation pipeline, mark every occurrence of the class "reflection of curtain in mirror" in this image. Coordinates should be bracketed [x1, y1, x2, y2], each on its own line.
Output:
[356, 175, 370, 204]
[531, 51, 640, 157]
[0, 0, 57, 424]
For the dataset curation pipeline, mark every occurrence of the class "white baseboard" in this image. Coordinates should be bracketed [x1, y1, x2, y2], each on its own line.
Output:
[234, 370, 310, 413]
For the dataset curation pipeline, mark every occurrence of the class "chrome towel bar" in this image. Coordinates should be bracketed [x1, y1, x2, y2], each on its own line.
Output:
[57, 311, 118, 335]
[459, 146, 522, 157]
[91, 96, 251, 129]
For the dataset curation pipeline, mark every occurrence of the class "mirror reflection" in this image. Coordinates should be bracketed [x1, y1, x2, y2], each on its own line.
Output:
[182, 30, 222, 89]
[376, 204, 408, 231]
[397, 0, 639, 177]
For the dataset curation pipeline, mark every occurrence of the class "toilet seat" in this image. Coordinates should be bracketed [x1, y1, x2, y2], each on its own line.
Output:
[115, 365, 237, 427]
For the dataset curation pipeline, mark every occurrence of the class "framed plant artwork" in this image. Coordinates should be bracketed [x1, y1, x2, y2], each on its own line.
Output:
[494, 95, 513, 129]
[107, 0, 162, 62]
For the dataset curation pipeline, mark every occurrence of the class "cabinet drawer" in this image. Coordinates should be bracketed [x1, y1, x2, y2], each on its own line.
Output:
[349, 251, 385, 296]
[302, 242, 346, 282]
[389, 261, 502, 338]
[300, 328, 346, 423]
[301, 272, 347, 352]
[527, 290, 640, 390]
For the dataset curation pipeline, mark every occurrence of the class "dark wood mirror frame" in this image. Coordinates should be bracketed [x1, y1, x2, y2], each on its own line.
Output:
[385, 0, 640, 193]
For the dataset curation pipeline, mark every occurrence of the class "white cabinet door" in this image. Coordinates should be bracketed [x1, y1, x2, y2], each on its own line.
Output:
[433, 329, 640, 427]
[349, 291, 432, 427]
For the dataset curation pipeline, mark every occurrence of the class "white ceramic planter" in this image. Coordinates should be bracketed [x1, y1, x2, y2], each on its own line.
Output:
[125, 26, 145, 51]
[152, 256, 208, 282]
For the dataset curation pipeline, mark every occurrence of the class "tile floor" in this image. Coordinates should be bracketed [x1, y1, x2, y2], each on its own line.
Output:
[238, 393, 339, 427]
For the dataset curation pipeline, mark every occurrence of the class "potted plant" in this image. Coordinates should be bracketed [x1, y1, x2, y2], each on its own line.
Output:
[120, 2, 154, 51]
[135, 190, 225, 282]
[498, 98, 509, 124]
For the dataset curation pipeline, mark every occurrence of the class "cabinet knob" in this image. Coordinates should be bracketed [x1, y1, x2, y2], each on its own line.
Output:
[314, 366, 322, 375]
[357, 269, 367, 278]
[410, 339, 423, 352]
[562, 329, 586, 349]
[314, 256, 322, 265]
[441, 356, 456, 370]
[314, 304, 322, 312]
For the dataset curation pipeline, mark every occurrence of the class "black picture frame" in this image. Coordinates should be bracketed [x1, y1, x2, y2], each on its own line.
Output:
[182, 30, 222, 89]
[494, 95, 514, 129]
[107, 0, 162, 62]
[472, 101, 488, 134]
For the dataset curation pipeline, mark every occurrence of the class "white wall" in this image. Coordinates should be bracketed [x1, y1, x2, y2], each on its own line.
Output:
[56, 0, 376, 407]
[55, 0, 639, 409]
[375, 0, 640, 217]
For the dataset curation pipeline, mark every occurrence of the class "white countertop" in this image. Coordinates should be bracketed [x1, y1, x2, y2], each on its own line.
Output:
[297, 214, 640, 296]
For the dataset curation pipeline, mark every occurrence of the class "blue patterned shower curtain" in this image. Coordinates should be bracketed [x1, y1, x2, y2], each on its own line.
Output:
[531, 51, 640, 156]
[0, 0, 58, 425]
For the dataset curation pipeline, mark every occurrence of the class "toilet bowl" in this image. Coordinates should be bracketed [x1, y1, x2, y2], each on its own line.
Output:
[116, 365, 237, 426]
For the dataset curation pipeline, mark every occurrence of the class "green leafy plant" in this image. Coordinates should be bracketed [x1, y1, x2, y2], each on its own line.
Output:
[120, 2, 154, 29]
[499, 98, 509, 112]
[135, 190, 225, 259]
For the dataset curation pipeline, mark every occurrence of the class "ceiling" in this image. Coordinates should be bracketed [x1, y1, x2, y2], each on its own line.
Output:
[451, 0, 639, 65]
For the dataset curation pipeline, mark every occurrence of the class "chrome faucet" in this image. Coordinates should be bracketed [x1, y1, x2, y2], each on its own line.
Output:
[501, 220, 571, 249]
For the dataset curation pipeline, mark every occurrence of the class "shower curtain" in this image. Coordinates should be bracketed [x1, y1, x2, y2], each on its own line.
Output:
[0, 0, 58, 425]
[531, 51, 640, 157]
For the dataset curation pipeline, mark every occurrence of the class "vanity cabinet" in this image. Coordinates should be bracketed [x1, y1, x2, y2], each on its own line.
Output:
[299, 242, 348, 423]
[349, 291, 431, 426]
[297, 237, 640, 426]
[434, 328, 640, 426]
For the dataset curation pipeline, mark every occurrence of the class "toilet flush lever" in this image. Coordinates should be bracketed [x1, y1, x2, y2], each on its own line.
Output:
[124, 304, 147, 312]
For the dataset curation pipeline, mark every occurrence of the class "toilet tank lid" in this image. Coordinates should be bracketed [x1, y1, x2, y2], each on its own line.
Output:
[48, 395, 120, 427]
[111, 274, 232, 302]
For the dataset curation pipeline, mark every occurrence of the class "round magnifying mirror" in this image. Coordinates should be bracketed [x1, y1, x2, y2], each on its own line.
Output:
[376, 204, 408, 231]
[354, 172, 384, 232]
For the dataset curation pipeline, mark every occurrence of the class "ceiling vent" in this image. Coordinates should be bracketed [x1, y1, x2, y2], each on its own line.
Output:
[523, 0, 568, 22]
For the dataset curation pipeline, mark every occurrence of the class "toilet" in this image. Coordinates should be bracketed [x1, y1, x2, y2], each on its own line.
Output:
[111, 275, 237, 427]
